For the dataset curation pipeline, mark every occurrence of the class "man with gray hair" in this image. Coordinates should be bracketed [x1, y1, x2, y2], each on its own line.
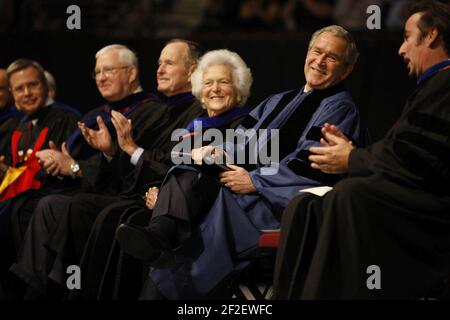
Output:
[118, 26, 369, 299]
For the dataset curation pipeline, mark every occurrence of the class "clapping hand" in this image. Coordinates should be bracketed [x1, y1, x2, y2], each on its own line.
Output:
[308, 123, 354, 174]
[111, 110, 138, 156]
[78, 116, 115, 156]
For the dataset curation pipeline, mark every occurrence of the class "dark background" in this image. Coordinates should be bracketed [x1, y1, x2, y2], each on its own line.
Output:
[0, 1, 418, 142]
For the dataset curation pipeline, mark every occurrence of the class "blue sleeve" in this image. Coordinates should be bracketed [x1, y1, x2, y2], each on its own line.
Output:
[249, 96, 365, 209]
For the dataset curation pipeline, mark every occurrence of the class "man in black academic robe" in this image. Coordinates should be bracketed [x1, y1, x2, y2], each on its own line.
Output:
[273, 1, 450, 300]
[0, 59, 79, 298]
[9, 40, 205, 299]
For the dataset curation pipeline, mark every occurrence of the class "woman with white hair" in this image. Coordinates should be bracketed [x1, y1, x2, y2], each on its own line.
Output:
[71, 49, 254, 300]
[143, 49, 253, 209]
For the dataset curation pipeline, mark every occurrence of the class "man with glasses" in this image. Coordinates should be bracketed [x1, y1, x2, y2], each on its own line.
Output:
[0, 59, 79, 298]
[9, 40, 204, 299]
[0, 59, 79, 201]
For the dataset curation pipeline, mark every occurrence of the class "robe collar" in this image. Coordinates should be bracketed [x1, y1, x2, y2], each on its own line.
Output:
[186, 107, 250, 132]
[20, 104, 52, 123]
[417, 59, 450, 85]
[104, 91, 159, 113]
[158, 92, 195, 108]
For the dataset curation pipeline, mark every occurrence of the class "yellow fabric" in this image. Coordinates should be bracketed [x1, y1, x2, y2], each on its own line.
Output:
[0, 166, 27, 194]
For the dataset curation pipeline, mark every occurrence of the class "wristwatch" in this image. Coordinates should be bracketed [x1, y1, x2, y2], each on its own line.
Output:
[70, 162, 80, 178]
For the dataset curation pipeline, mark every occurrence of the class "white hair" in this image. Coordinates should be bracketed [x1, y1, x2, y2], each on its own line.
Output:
[44, 70, 56, 91]
[95, 44, 138, 67]
[191, 49, 253, 107]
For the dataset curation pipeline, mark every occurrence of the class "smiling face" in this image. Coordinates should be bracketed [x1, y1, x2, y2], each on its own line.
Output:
[398, 13, 429, 78]
[200, 64, 239, 117]
[157, 42, 193, 97]
[94, 49, 136, 102]
[304, 32, 353, 91]
[9, 66, 48, 115]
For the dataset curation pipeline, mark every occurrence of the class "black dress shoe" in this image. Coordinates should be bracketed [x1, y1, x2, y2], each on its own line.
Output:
[115, 223, 175, 268]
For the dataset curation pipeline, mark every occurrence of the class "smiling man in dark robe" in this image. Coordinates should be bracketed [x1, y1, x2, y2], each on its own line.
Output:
[0, 59, 79, 298]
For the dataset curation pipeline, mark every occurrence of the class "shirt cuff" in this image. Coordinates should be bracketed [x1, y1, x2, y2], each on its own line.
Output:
[130, 147, 144, 165]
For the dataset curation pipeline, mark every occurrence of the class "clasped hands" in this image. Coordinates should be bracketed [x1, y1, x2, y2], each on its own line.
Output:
[36, 110, 137, 177]
[308, 123, 355, 174]
[192, 146, 256, 194]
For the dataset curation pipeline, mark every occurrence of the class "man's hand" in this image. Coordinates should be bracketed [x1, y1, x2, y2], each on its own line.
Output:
[309, 125, 354, 174]
[78, 116, 115, 156]
[110, 110, 138, 156]
[319, 123, 349, 146]
[219, 164, 257, 194]
[144, 186, 159, 210]
[36, 141, 76, 176]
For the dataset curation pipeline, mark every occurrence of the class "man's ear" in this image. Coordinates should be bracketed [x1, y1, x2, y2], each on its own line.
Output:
[128, 66, 138, 83]
[426, 27, 440, 49]
[188, 63, 197, 77]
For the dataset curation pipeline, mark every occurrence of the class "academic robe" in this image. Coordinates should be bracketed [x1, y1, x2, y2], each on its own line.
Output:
[146, 84, 369, 299]
[0, 104, 79, 298]
[0, 104, 79, 200]
[0, 105, 21, 151]
[9, 93, 205, 298]
[273, 64, 450, 299]
[0, 105, 21, 126]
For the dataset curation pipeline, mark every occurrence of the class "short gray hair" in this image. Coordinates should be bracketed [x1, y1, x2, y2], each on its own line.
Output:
[6, 58, 47, 86]
[44, 70, 56, 91]
[308, 25, 359, 65]
[166, 39, 202, 66]
[191, 49, 253, 107]
[95, 44, 138, 67]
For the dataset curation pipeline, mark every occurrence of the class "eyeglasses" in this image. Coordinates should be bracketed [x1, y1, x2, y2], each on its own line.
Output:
[91, 66, 130, 79]
[11, 80, 42, 95]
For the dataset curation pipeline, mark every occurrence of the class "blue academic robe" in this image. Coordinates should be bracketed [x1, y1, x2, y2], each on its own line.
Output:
[150, 86, 369, 299]
[0, 105, 21, 125]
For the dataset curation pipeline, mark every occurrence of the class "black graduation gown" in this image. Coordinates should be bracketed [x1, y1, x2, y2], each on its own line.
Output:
[9, 94, 205, 298]
[273, 67, 450, 300]
[0, 104, 79, 298]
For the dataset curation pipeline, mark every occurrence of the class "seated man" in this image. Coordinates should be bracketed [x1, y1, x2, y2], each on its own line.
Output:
[0, 59, 79, 297]
[117, 25, 369, 299]
[273, 1, 450, 299]
[0, 59, 79, 201]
